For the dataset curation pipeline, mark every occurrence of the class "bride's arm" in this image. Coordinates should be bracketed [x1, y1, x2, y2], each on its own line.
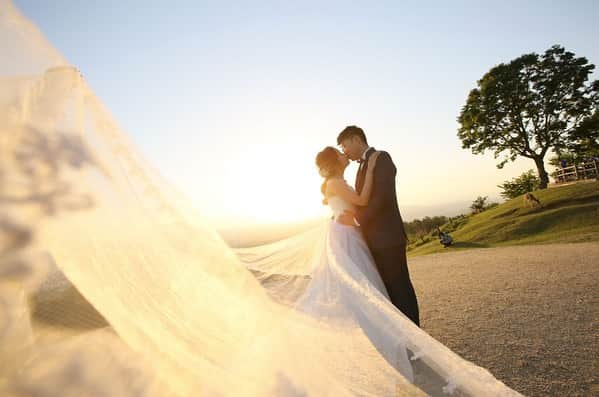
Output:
[356, 152, 380, 206]
[326, 152, 380, 206]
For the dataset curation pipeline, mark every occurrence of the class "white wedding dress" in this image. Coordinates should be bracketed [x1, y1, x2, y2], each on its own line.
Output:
[296, 195, 414, 384]
[0, 2, 522, 396]
[319, 195, 390, 299]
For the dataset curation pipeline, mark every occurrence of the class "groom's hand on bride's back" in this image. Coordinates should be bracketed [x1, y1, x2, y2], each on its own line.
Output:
[337, 211, 358, 226]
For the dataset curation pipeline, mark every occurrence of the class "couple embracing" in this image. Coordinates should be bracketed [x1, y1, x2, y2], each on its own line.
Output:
[315, 125, 420, 326]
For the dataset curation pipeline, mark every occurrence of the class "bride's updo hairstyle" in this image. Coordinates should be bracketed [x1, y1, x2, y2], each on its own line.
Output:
[316, 146, 341, 204]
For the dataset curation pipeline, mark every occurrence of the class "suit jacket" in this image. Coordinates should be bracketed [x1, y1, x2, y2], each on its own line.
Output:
[355, 148, 407, 249]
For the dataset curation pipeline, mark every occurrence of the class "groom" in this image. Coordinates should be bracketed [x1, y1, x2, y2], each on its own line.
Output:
[337, 126, 420, 327]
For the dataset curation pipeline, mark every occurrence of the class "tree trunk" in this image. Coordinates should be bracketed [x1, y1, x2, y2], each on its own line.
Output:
[533, 156, 550, 189]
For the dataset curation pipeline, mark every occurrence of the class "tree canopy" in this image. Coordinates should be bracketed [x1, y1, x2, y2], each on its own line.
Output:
[458, 45, 599, 188]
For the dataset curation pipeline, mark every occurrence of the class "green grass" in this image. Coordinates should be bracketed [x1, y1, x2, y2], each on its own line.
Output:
[408, 181, 599, 257]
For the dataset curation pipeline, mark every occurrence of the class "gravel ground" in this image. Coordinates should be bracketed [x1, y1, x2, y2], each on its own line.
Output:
[409, 242, 599, 397]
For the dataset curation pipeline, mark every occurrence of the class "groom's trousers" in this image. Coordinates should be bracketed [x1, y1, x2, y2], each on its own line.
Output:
[371, 243, 420, 327]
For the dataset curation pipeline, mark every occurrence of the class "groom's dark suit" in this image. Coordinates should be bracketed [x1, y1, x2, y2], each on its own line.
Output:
[355, 148, 420, 326]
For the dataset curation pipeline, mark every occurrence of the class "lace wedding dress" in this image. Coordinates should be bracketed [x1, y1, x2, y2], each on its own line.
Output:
[0, 1, 521, 396]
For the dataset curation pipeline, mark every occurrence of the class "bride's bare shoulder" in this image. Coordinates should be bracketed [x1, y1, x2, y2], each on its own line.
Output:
[325, 178, 348, 194]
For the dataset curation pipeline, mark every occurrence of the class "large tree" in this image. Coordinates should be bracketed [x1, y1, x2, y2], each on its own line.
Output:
[458, 45, 599, 188]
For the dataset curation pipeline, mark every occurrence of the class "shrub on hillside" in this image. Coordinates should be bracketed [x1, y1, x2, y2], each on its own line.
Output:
[470, 196, 497, 214]
[497, 170, 541, 199]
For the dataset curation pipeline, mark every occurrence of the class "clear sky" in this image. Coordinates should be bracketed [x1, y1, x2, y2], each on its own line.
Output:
[14, 0, 599, 227]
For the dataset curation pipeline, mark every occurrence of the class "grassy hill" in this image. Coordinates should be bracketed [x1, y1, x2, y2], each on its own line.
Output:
[408, 181, 599, 257]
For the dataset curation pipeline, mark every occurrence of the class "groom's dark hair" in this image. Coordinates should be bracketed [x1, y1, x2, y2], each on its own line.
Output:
[337, 125, 368, 145]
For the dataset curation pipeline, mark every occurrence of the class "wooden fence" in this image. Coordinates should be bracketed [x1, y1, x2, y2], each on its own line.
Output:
[554, 160, 599, 183]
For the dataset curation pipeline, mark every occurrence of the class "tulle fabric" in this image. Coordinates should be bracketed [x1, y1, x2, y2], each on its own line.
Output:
[0, 1, 521, 395]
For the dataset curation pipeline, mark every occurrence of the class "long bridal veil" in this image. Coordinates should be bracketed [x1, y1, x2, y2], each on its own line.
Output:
[0, 1, 521, 396]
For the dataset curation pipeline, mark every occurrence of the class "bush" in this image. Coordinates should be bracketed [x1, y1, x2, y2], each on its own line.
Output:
[470, 196, 497, 214]
[497, 170, 541, 199]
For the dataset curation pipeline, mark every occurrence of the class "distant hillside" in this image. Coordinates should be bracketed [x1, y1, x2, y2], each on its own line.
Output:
[401, 200, 473, 222]
[408, 181, 599, 257]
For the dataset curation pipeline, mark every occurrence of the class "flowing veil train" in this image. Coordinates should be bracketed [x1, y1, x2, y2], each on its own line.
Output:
[0, 1, 521, 395]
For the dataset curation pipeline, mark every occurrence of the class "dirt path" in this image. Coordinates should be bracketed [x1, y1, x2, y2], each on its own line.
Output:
[409, 242, 599, 396]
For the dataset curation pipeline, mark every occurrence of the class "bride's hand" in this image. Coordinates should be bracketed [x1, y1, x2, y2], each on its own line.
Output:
[367, 151, 381, 173]
[336, 211, 357, 226]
